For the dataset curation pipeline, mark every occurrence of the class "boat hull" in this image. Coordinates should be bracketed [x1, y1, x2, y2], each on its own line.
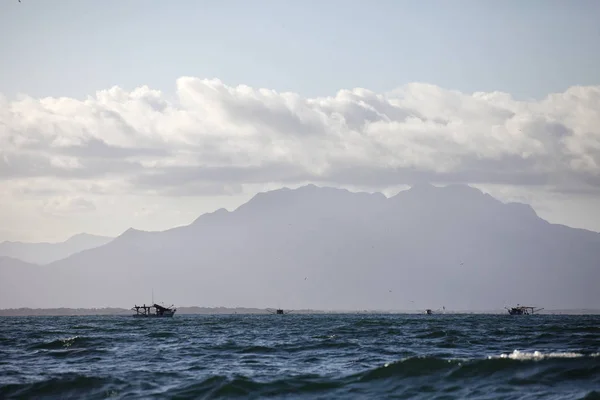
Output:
[131, 304, 176, 318]
[132, 312, 175, 318]
[506, 306, 542, 315]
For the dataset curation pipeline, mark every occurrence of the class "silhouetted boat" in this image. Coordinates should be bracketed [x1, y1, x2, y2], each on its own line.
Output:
[505, 305, 543, 315]
[267, 308, 290, 315]
[425, 306, 445, 315]
[132, 303, 176, 318]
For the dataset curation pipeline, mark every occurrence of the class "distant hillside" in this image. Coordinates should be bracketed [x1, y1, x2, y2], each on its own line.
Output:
[0, 256, 36, 269]
[0, 233, 113, 265]
[0, 184, 598, 310]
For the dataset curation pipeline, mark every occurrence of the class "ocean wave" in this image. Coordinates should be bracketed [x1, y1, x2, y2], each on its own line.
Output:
[28, 336, 86, 350]
[164, 374, 348, 399]
[2, 314, 599, 399]
[1, 355, 599, 399]
[349, 354, 600, 398]
[25, 335, 109, 359]
[146, 331, 177, 339]
[355, 353, 600, 382]
[490, 350, 599, 360]
[0, 374, 126, 400]
[239, 345, 278, 354]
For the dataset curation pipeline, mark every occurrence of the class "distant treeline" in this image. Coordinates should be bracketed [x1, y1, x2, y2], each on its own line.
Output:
[0, 307, 327, 316]
[0, 308, 131, 316]
[0, 308, 598, 317]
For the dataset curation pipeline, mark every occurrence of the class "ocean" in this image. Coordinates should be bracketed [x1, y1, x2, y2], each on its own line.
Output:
[0, 314, 598, 399]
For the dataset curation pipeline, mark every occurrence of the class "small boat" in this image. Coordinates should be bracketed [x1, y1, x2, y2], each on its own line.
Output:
[132, 303, 176, 318]
[505, 305, 543, 315]
[425, 306, 445, 315]
[266, 308, 290, 315]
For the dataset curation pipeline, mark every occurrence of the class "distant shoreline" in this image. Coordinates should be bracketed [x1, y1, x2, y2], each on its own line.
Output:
[1, 307, 599, 317]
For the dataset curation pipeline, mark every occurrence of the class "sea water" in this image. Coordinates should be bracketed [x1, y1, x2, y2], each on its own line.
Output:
[0, 314, 598, 399]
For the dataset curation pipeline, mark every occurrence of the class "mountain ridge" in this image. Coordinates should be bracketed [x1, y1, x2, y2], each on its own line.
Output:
[0, 184, 598, 310]
[0, 233, 112, 246]
[0, 233, 114, 265]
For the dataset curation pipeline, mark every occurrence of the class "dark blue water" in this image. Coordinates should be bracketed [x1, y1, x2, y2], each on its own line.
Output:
[0, 314, 598, 399]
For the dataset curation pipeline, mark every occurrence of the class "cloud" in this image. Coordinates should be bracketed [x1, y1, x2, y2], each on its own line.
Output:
[1, 78, 599, 196]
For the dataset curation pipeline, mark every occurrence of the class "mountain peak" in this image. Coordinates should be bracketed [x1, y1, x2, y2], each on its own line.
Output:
[398, 183, 493, 201]
[192, 208, 230, 225]
[235, 184, 387, 216]
[67, 232, 94, 240]
[64, 232, 112, 244]
[0, 232, 114, 265]
[118, 227, 145, 238]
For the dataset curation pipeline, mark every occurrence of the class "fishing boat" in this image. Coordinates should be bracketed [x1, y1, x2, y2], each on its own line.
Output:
[132, 303, 176, 318]
[505, 305, 543, 315]
[425, 306, 444, 315]
[266, 308, 290, 315]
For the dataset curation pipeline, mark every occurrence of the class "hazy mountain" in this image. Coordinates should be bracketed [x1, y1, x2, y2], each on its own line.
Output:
[0, 184, 598, 311]
[0, 233, 114, 265]
[0, 256, 36, 269]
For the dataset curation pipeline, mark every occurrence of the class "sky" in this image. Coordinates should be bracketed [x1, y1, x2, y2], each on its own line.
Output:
[1, 0, 599, 242]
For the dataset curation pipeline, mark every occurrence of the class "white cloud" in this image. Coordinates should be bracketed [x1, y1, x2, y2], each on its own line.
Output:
[2, 78, 599, 192]
[1, 78, 599, 240]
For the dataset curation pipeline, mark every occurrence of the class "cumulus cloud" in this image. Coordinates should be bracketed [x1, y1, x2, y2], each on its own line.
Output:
[1, 78, 599, 197]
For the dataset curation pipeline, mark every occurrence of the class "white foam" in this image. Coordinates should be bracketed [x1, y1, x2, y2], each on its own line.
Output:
[489, 350, 588, 360]
[60, 336, 80, 348]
